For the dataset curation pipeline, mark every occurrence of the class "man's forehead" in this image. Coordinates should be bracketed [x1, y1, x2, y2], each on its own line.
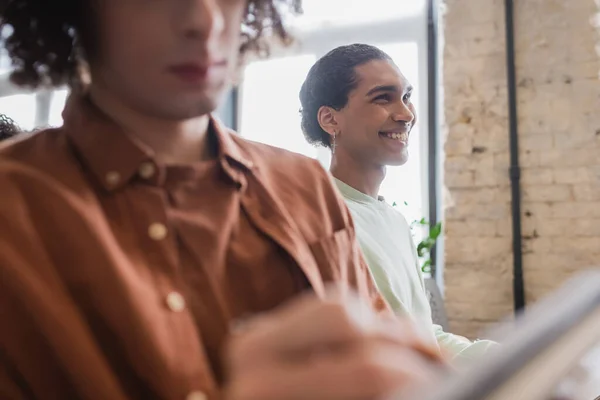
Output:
[354, 60, 408, 90]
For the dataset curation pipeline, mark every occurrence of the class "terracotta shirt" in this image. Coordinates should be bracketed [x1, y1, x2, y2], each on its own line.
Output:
[0, 96, 383, 400]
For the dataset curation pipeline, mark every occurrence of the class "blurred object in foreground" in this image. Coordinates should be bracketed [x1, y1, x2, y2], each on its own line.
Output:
[394, 270, 600, 400]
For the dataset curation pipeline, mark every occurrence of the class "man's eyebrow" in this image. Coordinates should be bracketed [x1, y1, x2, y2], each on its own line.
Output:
[366, 85, 397, 97]
[366, 84, 413, 96]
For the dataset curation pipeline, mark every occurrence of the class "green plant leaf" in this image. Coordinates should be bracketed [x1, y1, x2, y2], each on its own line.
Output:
[421, 259, 432, 273]
[417, 241, 427, 257]
[429, 222, 442, 239]
[419, 218, 428, 225]
[404, 201, 408, 206]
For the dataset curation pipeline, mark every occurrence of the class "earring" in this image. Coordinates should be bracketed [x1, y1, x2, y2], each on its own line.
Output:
[331, 131, 337, 154]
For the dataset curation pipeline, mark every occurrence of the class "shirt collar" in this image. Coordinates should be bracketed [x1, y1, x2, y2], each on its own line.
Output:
[211, 116, 254, 171]
[332, 177, 386, 205]
[62, 93, 254, 191]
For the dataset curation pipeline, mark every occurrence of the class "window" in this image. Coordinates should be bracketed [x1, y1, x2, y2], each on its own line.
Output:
[0, 88, 68, 131]
[0, 94, 37, 131]
[238, 54, 318, 158]
[299, 0, 425, 28]
[49, 89, 69, 127]
[0, 46, 69, 130]
[376, 42, 424, 228]
[0, 48, 10, 74]
[235, 2, 431, 245]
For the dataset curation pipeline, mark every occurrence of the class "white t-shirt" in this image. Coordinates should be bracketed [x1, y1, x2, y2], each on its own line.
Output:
[334, 178, 495, 361]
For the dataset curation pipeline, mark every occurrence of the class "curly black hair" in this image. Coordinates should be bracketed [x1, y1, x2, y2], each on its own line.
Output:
[0, 113, 20, 141]
[0, 0, 302, 88]
[299, 43, 392, 149]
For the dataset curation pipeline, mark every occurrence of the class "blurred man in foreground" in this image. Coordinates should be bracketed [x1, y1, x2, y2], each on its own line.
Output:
[0, 1, 443, 399]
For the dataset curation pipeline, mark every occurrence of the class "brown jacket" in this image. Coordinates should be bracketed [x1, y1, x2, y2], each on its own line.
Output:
[0, 96, 384, 400]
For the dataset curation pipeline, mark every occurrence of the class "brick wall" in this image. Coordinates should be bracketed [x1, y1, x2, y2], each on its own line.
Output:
[442, 0, 600, 338]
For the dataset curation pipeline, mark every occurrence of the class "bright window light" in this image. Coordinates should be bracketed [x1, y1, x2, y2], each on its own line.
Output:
[0, 94, 36, 131]
[375, 42, 424, 228]
[298, 0, 425, 28]
[48, 89, 69, 127]
[239, 54, 318, 158]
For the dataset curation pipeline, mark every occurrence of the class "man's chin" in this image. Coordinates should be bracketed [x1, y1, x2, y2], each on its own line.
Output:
[385, 153, 409, 166]
[145, 96, 221, 121]
[157, 81, 229, 119]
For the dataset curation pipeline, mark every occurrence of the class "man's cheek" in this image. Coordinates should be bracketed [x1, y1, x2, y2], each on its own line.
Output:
[410, 104, 418, 124]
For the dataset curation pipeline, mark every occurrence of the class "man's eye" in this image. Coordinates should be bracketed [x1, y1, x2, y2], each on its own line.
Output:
[374, 94, 391, 102]
[403, 93, 412, 102]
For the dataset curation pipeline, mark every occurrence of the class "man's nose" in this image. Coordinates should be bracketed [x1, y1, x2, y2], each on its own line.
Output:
[179, 0, 225, 42]
[392, 103, 415, 125]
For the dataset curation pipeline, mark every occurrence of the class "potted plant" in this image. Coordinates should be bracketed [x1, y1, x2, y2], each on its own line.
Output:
[392, 201, 442, 274]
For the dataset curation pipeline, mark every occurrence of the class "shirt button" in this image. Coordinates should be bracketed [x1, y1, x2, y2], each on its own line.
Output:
[166, 292, 186, 312]
[148, 223, 168, 240]
[186, 391, 208, 400]
[138, 162, 156, 179]
[105, 171, 121, 186]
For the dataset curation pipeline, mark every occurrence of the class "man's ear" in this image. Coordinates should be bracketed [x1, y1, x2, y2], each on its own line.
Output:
[317, 106, 339, 138]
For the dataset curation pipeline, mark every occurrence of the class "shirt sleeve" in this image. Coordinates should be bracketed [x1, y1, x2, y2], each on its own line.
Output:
[405, 223, 498, 360]
[0, 162, 128, 399]
[0, 165, 58, 398]
[433, 324, 498, 363]
[0, 355, 28, 400]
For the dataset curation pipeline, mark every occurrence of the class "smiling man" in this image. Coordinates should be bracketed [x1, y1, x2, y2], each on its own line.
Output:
[0, 2, 445, 400]
[300, 44, 496, 362]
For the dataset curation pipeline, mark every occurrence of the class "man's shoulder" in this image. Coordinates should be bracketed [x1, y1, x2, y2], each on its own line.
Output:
[230, 133, 320, 164]
[385, 203, 411, 222]
[230, 133, 328, 184]
[229, 133, 353, 233]
[0, 127, 85, 205]
[0, 127, 71, 169]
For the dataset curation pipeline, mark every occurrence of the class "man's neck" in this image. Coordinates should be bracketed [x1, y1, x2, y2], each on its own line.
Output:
[89, 84, 211, 165]
[329, 151, 385, 199]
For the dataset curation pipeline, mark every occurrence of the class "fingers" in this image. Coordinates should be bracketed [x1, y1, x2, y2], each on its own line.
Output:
[226, 341, 438, 400]
[229, 289, 441, 369]
[375, 314, 443, 363]
[224, 288, 444, 400]
[228, 291, 370, 364]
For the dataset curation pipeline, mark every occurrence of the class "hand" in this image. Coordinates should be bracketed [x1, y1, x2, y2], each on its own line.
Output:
[223, 287, 445, 400]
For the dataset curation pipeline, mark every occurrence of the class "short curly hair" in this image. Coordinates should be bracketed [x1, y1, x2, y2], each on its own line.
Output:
[0, 113, 19, 141]
[299, 44, 392, 148]
[0, 0, 302, 88]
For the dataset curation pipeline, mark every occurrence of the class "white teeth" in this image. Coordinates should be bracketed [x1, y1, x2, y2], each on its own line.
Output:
[383, 132, 408, 141]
